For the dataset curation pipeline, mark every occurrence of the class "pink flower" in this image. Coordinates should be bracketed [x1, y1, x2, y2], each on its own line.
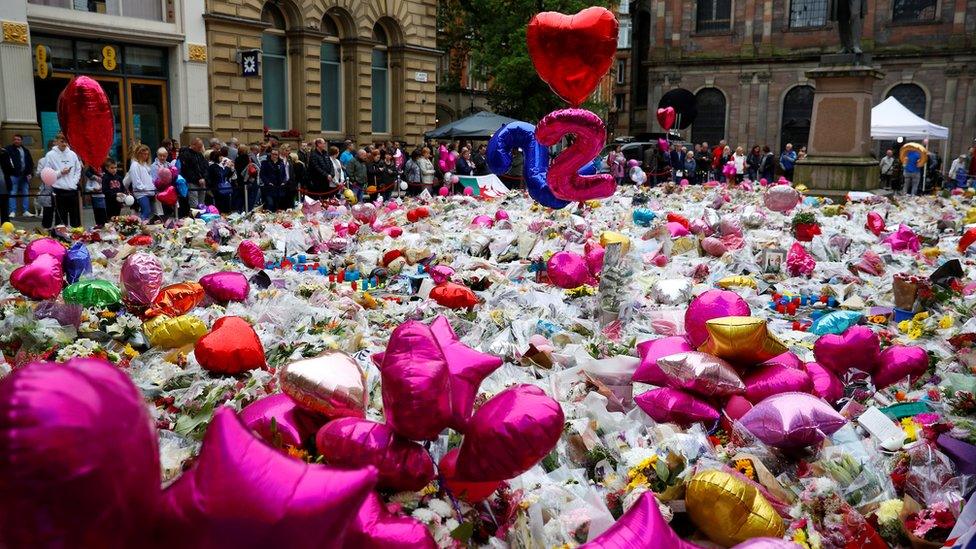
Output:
[912, 516, 937, 538]
[915, 412, 940, 425]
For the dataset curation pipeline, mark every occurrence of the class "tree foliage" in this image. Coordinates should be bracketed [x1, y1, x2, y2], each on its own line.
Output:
[439, 0, 611, 123]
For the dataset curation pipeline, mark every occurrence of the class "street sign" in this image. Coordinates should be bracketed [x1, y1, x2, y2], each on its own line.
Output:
[240, 50, 260, 77]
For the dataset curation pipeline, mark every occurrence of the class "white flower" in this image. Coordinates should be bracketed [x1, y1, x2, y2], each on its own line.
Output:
[411, 508, 438, 525]
[620, 447, 656, 468]
[427, 498, 453, 518]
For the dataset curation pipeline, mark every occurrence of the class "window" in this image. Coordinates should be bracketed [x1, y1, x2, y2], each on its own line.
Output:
[616, 60, 626, 84]
[28, 0, 167, 21]
[634, 11, 650, 106]
[886, 83, 927, 117]
[320, 14, 342, 133]
[789, 0, 828, 28]
[371, 23, 390, 134]
[618, 18, 632, 49]
[780, 85, 815, 151]
[691, 88, 726, 144]
[892, 0, 937, 22]
[125, 45, 166, 76]
[615, 93, 625, 111]
[261, 3, 288, 130]
[696, 0, 731, 32]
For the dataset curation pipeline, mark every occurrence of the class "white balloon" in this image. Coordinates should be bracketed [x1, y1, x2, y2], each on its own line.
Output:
[124, 195, 135, 206]
[630, 166, 647, 185]
[400, 181, 409, 191]
[443, 172, 453, 183]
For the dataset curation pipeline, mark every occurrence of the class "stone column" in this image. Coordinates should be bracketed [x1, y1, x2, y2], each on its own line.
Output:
[737, 72, 753, 143]
[0, 2, 42, 152]
[287, 30, 324, 138]
[795, 62, 884, 195]
[756, 72, 771, 147]
[648, 73, 666, 131]
[176, 0, 212, 144]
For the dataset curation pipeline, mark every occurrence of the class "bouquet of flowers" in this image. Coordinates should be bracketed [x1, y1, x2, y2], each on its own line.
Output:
[791, 212, 821, 242]
[902, 497, 957, 548]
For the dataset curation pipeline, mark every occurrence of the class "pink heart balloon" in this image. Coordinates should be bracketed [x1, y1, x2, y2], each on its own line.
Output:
[883, 224, 921, 253]
[584, 241, 605, 275]
[547, 250, 594, 289]
[0, 358, 160, 548]
[428, 265, 455, 285]
[237, 240, 265, 270]
[438, 448, 501, 503]
[633, 336, 694, 385]
[344, 492, 437, 549]
[813, 326, 881, 375]
[739, 392, 846, 448]
[743, 362, 813, 404]
[763, 185, 801, 213]
[429, 316, 502, 430]
[684, 290, 752, 347]
[700, 236, 728, 257]
[199, 271, 250, 302]
[159, 408, 377, 548]
[762, 352, 803, 370]
[667, 221, 691, 237]
[24, 237, 66, 264]
[379, 321, 453, 441]
[315, 418, 434, 492]
[802, 362, 845, 404]
[583, 491, 702, 548]
[635, 387, 720, 425]
[120, 252, 164, 307]
[456, 385, 564, 482]
[157, 185, 178, 207]
[731, 539, 804, 549]
[724, 394, 754, 420]
[471, 214, 494, 228]
[872, 345, 929, 389]
[10, 253, 63, 300]
[239, 394, 325, 449]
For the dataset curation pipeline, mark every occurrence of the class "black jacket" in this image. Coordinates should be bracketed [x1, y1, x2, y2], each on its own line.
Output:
[472, 153, 489, 176]
[0, 148, 13, 195]
[308, 149, 333, 188]
[178, 147, 208, 186]
[101, 171, 125, 200]
[4, 144, 34, 177]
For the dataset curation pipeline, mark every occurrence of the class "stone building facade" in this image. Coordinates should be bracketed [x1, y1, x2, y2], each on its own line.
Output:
[626, 0, 976, 157]
[204, 0, 440, 147]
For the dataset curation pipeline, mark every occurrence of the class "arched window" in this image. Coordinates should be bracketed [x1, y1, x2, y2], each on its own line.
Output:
[886, 83, 927, 118]
[692, 88, 726, 145]
[320, 13, 342, 133]
[780, 85, 815, 151]
[261, 3, 288, 130]
[371, 23, 390, 134]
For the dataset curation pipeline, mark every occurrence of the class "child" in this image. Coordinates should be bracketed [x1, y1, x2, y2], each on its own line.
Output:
[35, 140, 55, 229]
[84, 165, 107, 227]
[101, 159, 124, 220]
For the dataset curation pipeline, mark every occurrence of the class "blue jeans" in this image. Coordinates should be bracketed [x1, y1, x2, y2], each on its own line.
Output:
[136, 195, 154, 220]
[8, 176, 29, 214]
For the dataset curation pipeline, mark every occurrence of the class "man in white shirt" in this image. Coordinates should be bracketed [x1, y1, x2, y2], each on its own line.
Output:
[43, 133, 82, 227]
[879, 149, 895, 190]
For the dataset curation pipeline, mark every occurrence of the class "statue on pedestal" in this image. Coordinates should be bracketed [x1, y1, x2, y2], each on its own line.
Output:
[829, 0, 866, 54]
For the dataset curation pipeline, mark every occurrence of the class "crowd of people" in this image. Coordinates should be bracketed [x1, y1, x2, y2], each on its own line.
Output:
[0, 133, 496, 228]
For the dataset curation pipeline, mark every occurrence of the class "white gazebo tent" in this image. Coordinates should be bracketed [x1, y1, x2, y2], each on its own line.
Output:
[871, 97, 950, 181]
[871, 96, 948, 140]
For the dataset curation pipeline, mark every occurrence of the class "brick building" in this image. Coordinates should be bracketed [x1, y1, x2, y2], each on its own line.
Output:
[206, 0, 440, 146]
[624, 0, 976, 157]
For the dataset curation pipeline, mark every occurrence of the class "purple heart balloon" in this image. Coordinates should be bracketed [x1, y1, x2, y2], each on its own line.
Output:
[429, 315, 502, 430]
[813, 326, 881, 375]
[379, 320, 453, 441]
[872, 345, 928, 389]
[159, 407, 377, 549]
[344, 492, 437, 549]
[635, 387, 720, 425]
[739, 392, 847, 448]
[456, 384, 564, 482]
[24, 237, 66, 264]
[762, 351, 803, 370]
[10, 253, 63, 300]
[120, 252, 164, 307]
[239, 393, 325, 449]
[743, 362, 813, 404]
[199, 271, 250, 302]
[802, 362, 844, 404]
[633, 336, 694, 386]
[315, 418, 435, 492]
[684, 290, 751, 347]
[0, 358, 160, 548]
[582, 492, 702, 548]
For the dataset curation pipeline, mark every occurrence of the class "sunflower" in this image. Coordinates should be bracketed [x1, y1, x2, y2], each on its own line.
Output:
[733, 458, 756, 480]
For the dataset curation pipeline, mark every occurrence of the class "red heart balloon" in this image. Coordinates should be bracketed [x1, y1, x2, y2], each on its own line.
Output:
[657, 107, 677, 131]
[57, 76, 115, 170]
[429, 282, 479, 309]
[157, 186, 178, 207]
[438, 448, 500, 503]
[527, 7, 618, 107]
[195, 316, 266, 375]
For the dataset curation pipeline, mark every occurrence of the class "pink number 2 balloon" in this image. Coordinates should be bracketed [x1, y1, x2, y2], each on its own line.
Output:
[535, 108, 617, 201]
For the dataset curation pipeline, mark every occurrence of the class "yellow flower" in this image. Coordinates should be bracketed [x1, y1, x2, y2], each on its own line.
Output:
[733, 458, 756, 480]
[876, 499, 904, 523]
[793, 528, 811, 549]
[99, 311, 116, 319]
[939, 315, 954, 329]
[907, 326, 923, 340]
[913, 312, 930, 322]
[122, 344, 139, 359]
[901, 417, 919, 442]
[420, 483, 438, 496]
[897, 320, 911, 332]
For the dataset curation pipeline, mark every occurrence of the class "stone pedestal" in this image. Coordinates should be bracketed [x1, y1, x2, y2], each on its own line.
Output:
[794, 61, 884, 197]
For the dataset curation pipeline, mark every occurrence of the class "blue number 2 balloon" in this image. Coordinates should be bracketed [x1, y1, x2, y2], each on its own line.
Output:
[487, 122, 598, 209]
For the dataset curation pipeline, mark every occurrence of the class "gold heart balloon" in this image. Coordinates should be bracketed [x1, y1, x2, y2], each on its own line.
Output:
[697, 316, 787, 366]
[599, 231, 630, 254]
[143, 314, 207, 349]
[280, 351, 367, 418]
[686, 470, 784, 546]
[716, 275, 757, 289]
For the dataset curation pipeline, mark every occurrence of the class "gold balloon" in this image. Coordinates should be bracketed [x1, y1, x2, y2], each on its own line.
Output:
[143, 314, 207, 349]
[600, 231, 630, 254]
[794, 183, 808, 193]
[1, 222, 14, 234]
[343, 188, 357, 204]
[965, 208, 976, 225]
[280, 350, 366, 418]
[697, 316, 787, 366]
[717, 275, 757, 289]
[686, 470, 785, 546]
[899, 142, 927, 167]
[670, 236, 699, 257]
